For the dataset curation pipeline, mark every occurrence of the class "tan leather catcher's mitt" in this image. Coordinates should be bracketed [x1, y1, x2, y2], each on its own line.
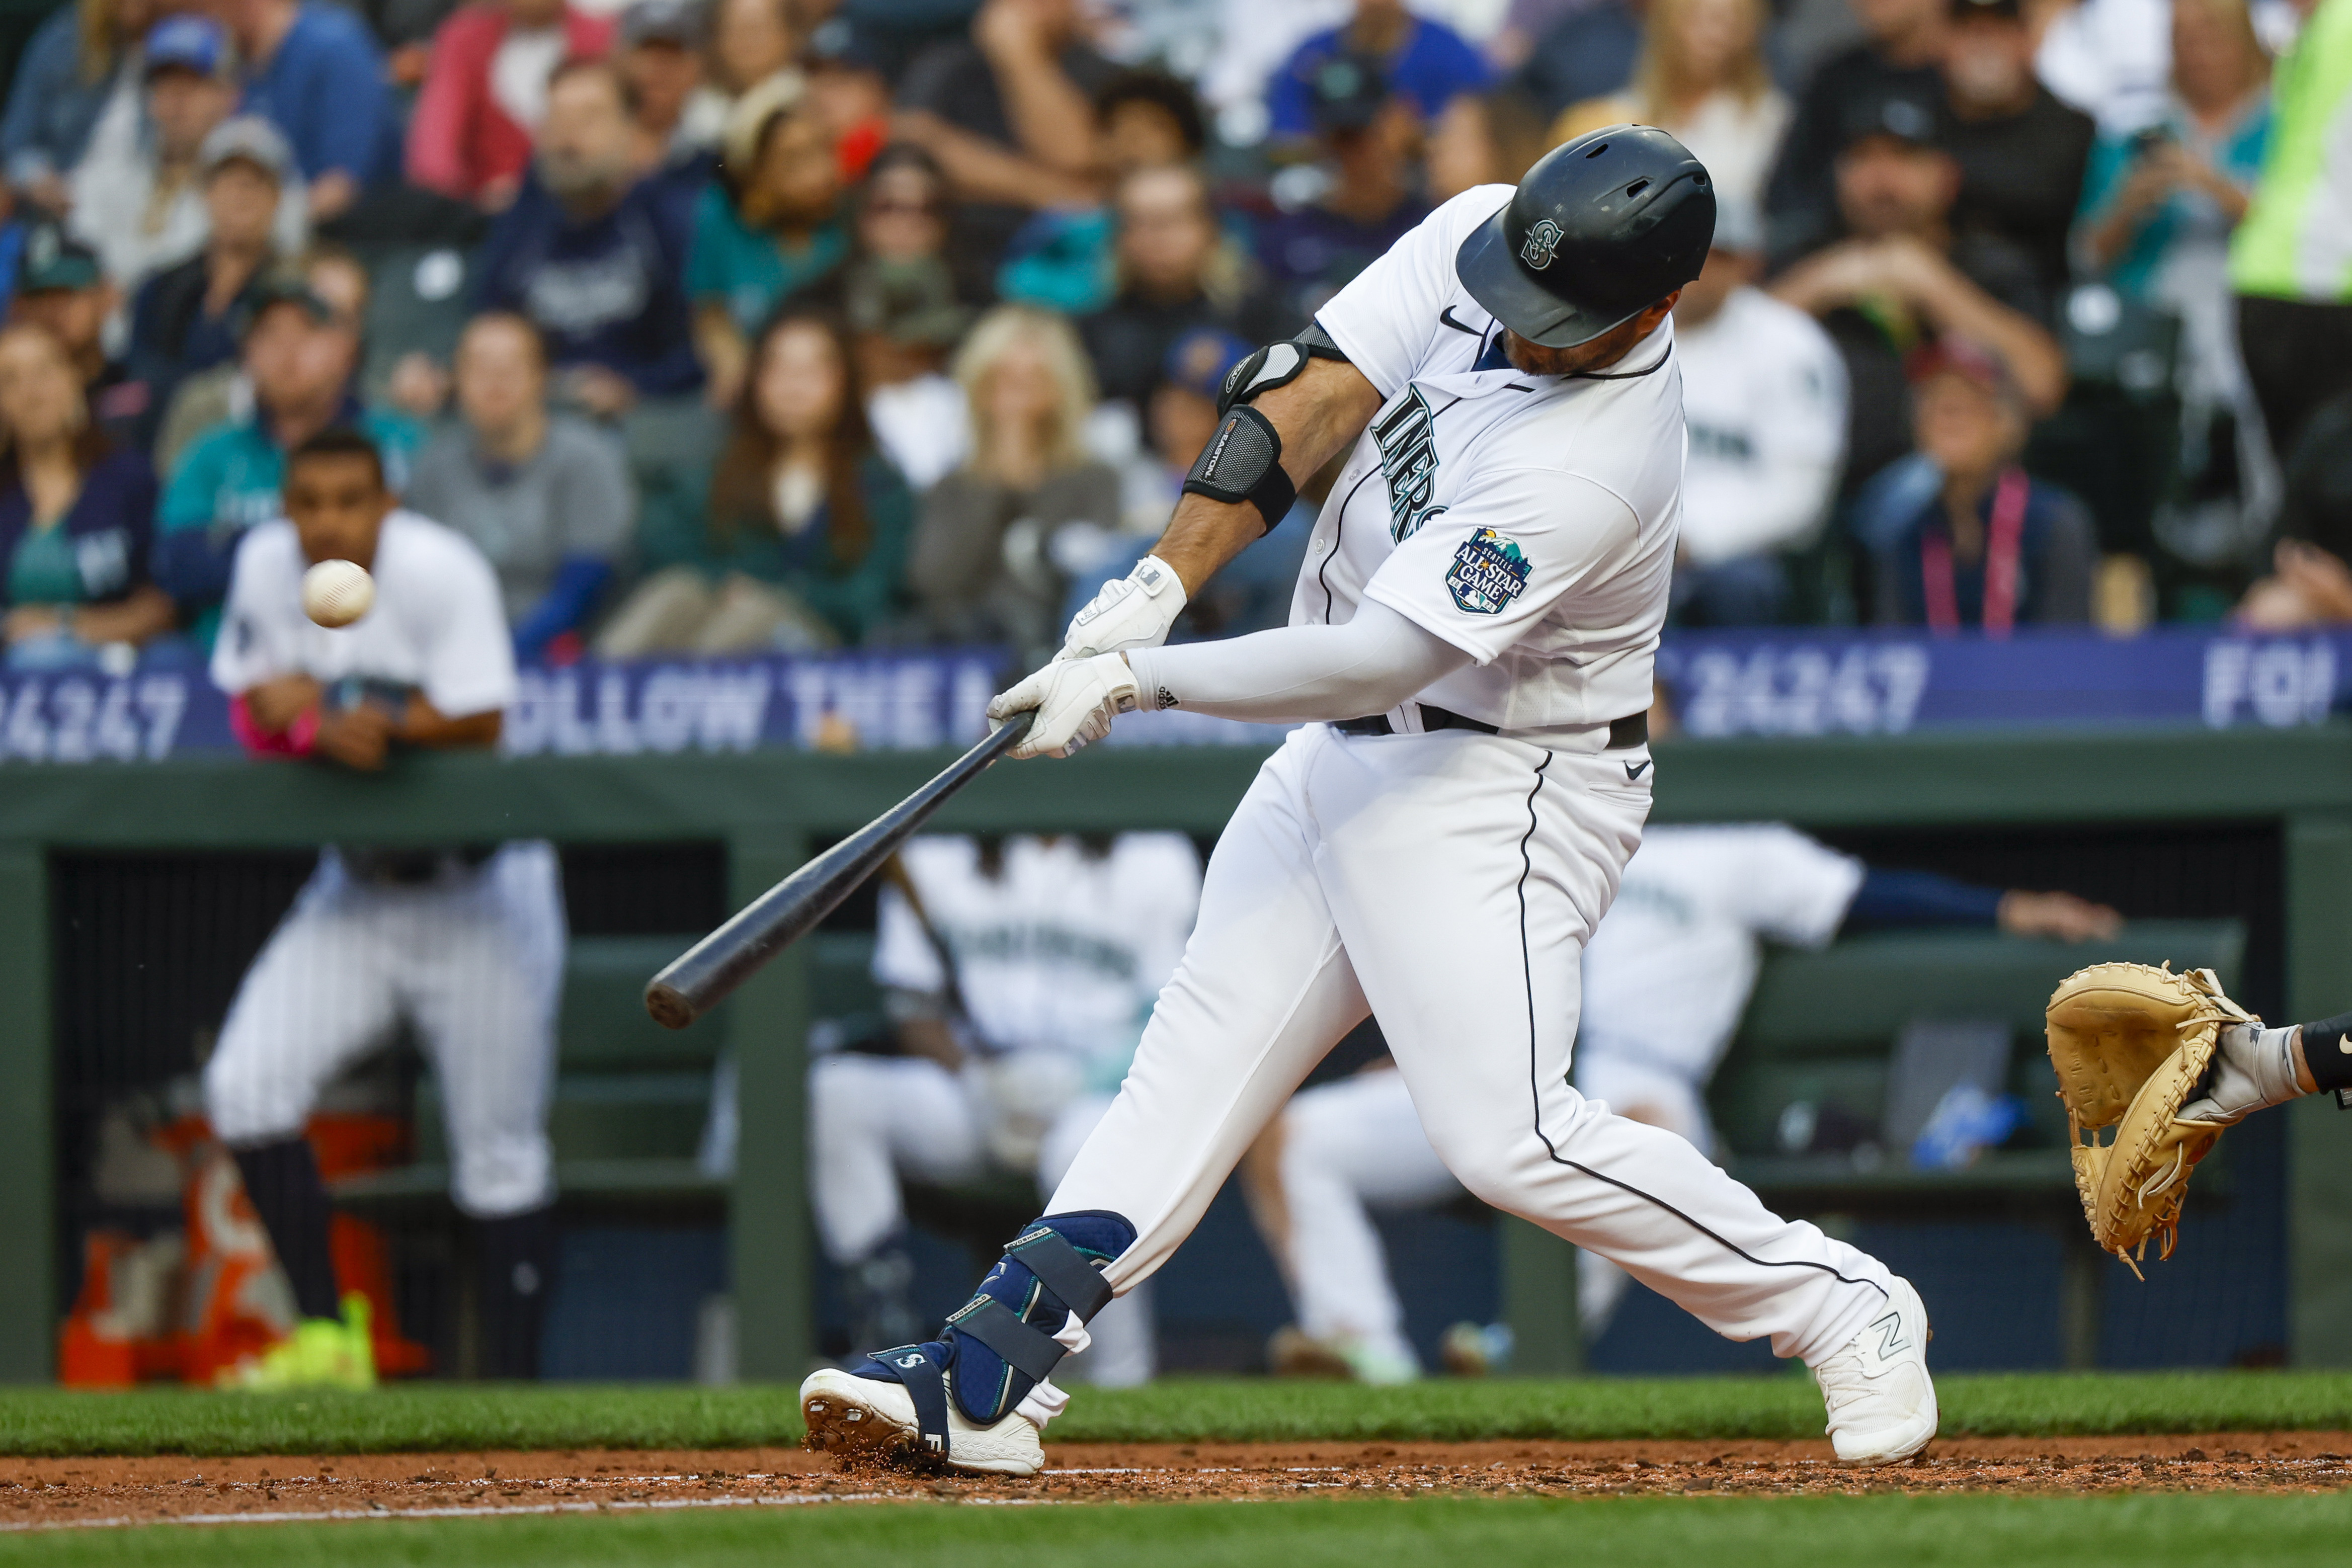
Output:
[2044, 962, 2255, 1275]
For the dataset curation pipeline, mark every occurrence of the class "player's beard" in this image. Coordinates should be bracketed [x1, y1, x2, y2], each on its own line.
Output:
[1501, 316, 1655, 377]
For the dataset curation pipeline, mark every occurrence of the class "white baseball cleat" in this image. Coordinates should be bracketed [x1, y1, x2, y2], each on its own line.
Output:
[798, 1365, 1046, 1477]
[1811, 1276, 1938, 1465]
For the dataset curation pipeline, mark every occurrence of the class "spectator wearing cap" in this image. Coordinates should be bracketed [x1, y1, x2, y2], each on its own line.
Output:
[154, 270, 424, 641]
[2230, 0, 2352, 465]
[687, 73, 851, 406]
[70, 16, 311, 302]
[846, 145, 974, 491]
[2, 0, 159, 214]
[1256, 55, 1430, 331]
[1854, 341, 2095, 629]
[1936, 0, 2097, 312]
[1426, 87, 1554, 202]
[151, 242, 371, 472]
[908, 304, 1121, 662]
[8, 222, 144, 446]
[1268, 0, 1490, 141]
[803, 17, 895, 184]
[474, 58, 703, 417]
[1670, 200, 1849, 625]
[408, 312, 634, 661]
[0, 321, 172, 669]
[1078, 163, 1284, 412]
[1771, 91, 2066, 497]
[123, 117, 297, 443]
[1764, 0, 1947, 268]
[407, 0, 618, 211]
[1513, 0, 1645, 122]
[619, 0, 724, 172]
[1551, 0, 1790, 214]
[211, 0, 400, 220]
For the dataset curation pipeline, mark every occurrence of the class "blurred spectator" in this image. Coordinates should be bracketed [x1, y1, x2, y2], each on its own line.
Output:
[2230, 0, 2352, 463]
[598, 308, 912, 653]
[408, 312, 634, 661]
[908, 304, 1120, 659]
[407, 0, 618, 211]
[1765, 0, 1947, 266]
[1425, 85, 1552, 201]
[619, 0, 722, 170]
[154, 272, 425, 640]
[803, 17, 894, 178]
[1513, 0, 1644, 120]
[897, 0, 1117, 179]
[1551, 0, 1790, 212]
[212, 0, 401, 220]
[846, 145, 975, 490]
[1257, 57, 1430, 329]
[1938, 0, 2098, 310]
[687, 73, 849, 406]
[69, 17, 311, 301]
[153, 241, 367, 471]
[1671, 201, 1849, 624]
[1267, 0, 1492, 139]
[706, 0, 797, 105]
[1197, 0, 1350, 144]
[474, 58, 703, 416]
[1079, 164, 1281, 410]
[1857, 342, 2095, 628]
[7, 221, 146, 444]
[0, 322, 171, 668]
[123, 118, 296, 443]
[1771, 90, 2065, 496]
[2, 0, 157, 213]
[2039, 0, 2176, 134]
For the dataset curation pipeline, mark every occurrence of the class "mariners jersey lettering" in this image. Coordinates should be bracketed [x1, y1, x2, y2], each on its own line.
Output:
[1299, 185, 1685, 733]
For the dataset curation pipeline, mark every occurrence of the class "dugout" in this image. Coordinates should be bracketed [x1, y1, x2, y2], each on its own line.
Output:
[3, 721, 2349, 1381]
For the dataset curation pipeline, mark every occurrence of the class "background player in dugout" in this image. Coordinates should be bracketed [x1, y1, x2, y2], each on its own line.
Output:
[203, 429, 561, 1386]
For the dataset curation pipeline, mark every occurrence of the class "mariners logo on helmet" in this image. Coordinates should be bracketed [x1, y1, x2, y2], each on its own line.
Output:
[1518, 218, 1565, 271]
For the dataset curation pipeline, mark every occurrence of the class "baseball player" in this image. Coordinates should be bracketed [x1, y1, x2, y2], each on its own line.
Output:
[810, 831, 1201, 1380]
[1249, 823, 2124, 1381]
[800, 125, 1943, 1476]
[204, 428, 561, 1388]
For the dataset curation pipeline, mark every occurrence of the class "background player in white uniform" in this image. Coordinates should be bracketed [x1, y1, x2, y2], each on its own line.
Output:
[204, 429, 562, 1387]
[801, 127, 1940, 1476]
[1250, 823, 2122, 1380]
[810, 832, 1201, 1378]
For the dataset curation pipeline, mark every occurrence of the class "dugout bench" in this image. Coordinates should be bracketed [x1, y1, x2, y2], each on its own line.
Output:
[1, 724, 2349, 1381]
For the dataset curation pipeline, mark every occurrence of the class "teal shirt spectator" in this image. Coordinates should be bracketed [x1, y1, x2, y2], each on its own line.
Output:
[156, 404, 425, 645]
[684, 186, 852, 335]
[2078, 98, 2273, 300]
[637, 451, 913, 645]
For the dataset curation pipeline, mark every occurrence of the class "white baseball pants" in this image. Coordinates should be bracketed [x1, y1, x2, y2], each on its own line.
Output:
[1048, 723, 1892, 1367]
[204, 842, 563, 1218]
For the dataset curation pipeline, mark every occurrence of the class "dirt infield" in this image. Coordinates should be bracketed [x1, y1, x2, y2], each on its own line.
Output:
[4, 1432, 2350, 1529]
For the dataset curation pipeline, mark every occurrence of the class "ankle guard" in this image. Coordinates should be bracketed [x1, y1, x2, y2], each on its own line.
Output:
[856, 1210, 1134, 1455]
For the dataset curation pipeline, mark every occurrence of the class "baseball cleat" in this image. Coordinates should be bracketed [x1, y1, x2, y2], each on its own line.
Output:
[1812, 1276, 1937, 1464]
[798, 1366, 1045, 1476]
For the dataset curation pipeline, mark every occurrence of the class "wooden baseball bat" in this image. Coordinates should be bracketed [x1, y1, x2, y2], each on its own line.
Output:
[643, 712, 1033, 1030]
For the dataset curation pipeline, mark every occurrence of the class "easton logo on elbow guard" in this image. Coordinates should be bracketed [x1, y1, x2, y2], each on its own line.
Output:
[1445, 528, 1531, 614]
[1372, 388, 1444, 541]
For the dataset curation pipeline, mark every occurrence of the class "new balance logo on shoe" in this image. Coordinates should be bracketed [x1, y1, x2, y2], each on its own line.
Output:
[1624, 759, 1650, 781]
[1872, 1310, 1909, 1360]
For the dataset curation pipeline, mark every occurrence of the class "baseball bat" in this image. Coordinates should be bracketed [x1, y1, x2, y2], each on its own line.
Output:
[643, 711, 1034, 1030]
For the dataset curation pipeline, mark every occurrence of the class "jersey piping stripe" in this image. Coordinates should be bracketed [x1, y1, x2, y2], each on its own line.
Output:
[1316, 393, 1468, 623]
[1512, 755, 1889, 1301]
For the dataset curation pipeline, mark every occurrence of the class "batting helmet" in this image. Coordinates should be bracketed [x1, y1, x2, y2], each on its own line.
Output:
[1454, 124, 1716, 350]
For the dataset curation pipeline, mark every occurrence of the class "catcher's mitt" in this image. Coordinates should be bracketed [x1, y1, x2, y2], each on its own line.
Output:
[2045, 962, 2256, 1275]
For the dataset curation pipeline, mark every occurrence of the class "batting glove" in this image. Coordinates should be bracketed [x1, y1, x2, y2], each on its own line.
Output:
[1061, 555, 1187, 659]
[2181, 1021, 2308, 1125]
[988, 653, 1140, 759]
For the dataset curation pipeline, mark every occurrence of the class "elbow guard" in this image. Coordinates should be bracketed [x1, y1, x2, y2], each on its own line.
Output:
[1182, 404, 1295, 533]
[1215, 320, 1350, 416]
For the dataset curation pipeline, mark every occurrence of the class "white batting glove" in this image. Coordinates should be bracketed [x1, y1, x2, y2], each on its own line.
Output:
[2181, 1022, 2308, 1125]
[988, 653, 1140, 759]
[1061, 555, 1187, 659]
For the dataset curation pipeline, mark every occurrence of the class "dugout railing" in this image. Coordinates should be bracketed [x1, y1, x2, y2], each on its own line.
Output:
[1, 721, 2347, 1381]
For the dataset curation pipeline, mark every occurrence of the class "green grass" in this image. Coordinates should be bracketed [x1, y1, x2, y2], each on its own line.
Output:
[7, 1493, 2352, 1567]
[5, 1371, 2352, 1457]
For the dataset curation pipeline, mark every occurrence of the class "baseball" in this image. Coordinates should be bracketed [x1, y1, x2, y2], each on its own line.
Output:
[301, 558, 374, 629]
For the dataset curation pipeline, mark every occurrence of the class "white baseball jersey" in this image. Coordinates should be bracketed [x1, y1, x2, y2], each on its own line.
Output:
[210, 509, 518, 717]
[1299, 185, 1685, 734]
[1673, 287, 1848, 568]
[873, 834, 1203, 1066]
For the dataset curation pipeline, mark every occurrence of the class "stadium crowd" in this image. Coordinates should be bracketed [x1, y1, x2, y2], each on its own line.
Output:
[2, 0, 2351, 671]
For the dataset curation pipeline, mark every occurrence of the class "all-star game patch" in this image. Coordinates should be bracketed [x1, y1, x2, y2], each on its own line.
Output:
[1445, 529, 1531, 615]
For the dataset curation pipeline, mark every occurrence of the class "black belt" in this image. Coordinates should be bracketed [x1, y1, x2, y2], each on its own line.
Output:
[1332, 706, 1648, 749]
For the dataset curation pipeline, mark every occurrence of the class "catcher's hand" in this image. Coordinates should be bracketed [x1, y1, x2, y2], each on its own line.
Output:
[2180, 1020, 2307, 1125]
[2045, 962, 2256, 1272]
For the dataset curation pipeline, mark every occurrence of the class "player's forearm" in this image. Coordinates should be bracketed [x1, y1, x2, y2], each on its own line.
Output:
[1122, 600, 1470, 723]
[401, 703, 504, 750]
[1912, 276, 2067, 415]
